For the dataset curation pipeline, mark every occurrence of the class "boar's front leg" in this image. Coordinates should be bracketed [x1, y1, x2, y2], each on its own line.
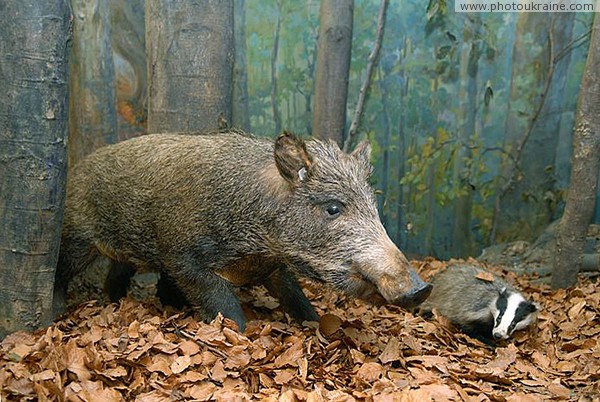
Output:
[166, 257, 247, 332]
[156, 272, 189, 310]
[264, 265, 319, 324]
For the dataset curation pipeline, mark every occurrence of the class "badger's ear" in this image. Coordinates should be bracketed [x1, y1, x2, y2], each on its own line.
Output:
[351, 140, 372, 166]
[274, 131, 312, 185]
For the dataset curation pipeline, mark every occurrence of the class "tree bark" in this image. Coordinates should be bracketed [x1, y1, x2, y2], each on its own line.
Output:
[552, 14, 600, 289]
[344, 0, 388, 153]
[69, 0, 118, 166]
[146, 0, 234, 133]
[0, 0, 72, 337]
[233, 0, 251, 131]
[312, 0, 354, 145]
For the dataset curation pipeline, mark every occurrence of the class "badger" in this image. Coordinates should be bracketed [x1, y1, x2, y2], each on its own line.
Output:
[416, 264, 538, 343]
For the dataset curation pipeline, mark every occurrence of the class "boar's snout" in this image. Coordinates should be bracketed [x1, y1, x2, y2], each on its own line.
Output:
[391, 269, 432, 308]
[370, 247, 432, 309]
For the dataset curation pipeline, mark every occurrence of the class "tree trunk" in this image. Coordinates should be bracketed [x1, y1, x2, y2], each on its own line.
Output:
[312, 0, 354, 145]
[493, 13, 562, 243]
[271, 4, 282, 134]
[69, 0, 118, 166]
[344, 0, 389, 153]
[302, 42, 317, 135]
[423, 63, 440, 256]
[534, 11, 575, 217]
[451, 14, 480, 258]
[146, 0, 234, 133]
[233, 0, 251, 131]
[0, 0, 72, 337]
[552, 14, 600, 289]
[395, 37, 410, 249]
[379, 68, 391, 224]
[395, 80, 408, 248]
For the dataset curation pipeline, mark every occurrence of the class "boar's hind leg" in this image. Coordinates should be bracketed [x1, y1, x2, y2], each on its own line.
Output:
[53, 231, 99, 315]
[264, 266, 319, 324]
[104, 261, 136, 302]
[167, 260, 247, 332]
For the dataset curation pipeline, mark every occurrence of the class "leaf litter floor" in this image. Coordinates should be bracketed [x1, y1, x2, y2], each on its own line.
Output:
[1, 259, 599, 401]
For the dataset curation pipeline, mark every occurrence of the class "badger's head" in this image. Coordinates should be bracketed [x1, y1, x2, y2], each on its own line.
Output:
[490, 288, 538, 340]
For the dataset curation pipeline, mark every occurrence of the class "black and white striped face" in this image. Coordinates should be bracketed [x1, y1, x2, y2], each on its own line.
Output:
[491, 289, 538, 340]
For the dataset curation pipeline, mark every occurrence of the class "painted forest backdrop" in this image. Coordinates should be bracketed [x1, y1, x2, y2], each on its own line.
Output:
[109, 0, 597, 259]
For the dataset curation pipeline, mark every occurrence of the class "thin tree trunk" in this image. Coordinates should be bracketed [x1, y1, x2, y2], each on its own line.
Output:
[146, 0, 234, 133]
[271, 5, 282, 134]
[379, 68, 391, 224]
[423, 73, 440, 256]
[452, 14, 480, 258]
[395, 79, 408, 248]
[492, 13, 555, 243]
[552, 14, 600, 289]
[69, 0, 118, 166]
[424, 159, 437, 256]
[0, 0, 72, 337]
[535, 12, 575, 221]
[396, 37, 410, 248]
[344, 0, 389, 152]
[302, 38, 317, 135]
[233, 0, 251, 131]
[312, 0, 354, 145]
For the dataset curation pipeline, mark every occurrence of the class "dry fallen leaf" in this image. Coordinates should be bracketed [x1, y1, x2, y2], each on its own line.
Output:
[319, 313, 343, 337]
[475, 271, 495, 282]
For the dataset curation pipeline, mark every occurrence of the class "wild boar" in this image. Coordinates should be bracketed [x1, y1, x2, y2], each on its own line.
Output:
[55, 130, 431, 331]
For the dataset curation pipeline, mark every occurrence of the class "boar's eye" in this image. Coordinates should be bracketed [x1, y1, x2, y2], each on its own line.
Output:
[324, 201, 343, 219]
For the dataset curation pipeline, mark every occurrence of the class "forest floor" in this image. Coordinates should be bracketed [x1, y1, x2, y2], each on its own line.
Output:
[1, 256, 599, 401]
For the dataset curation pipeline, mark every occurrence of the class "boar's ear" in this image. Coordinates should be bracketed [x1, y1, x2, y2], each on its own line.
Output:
[274, 131, 312, 184]
[351, 140, 372, 169]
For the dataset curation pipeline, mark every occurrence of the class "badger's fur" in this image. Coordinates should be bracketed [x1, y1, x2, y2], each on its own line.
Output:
[417, 264, 538, 343]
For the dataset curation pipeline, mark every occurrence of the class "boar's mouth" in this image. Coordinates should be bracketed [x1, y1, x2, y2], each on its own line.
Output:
[343, 271, 386, 302]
